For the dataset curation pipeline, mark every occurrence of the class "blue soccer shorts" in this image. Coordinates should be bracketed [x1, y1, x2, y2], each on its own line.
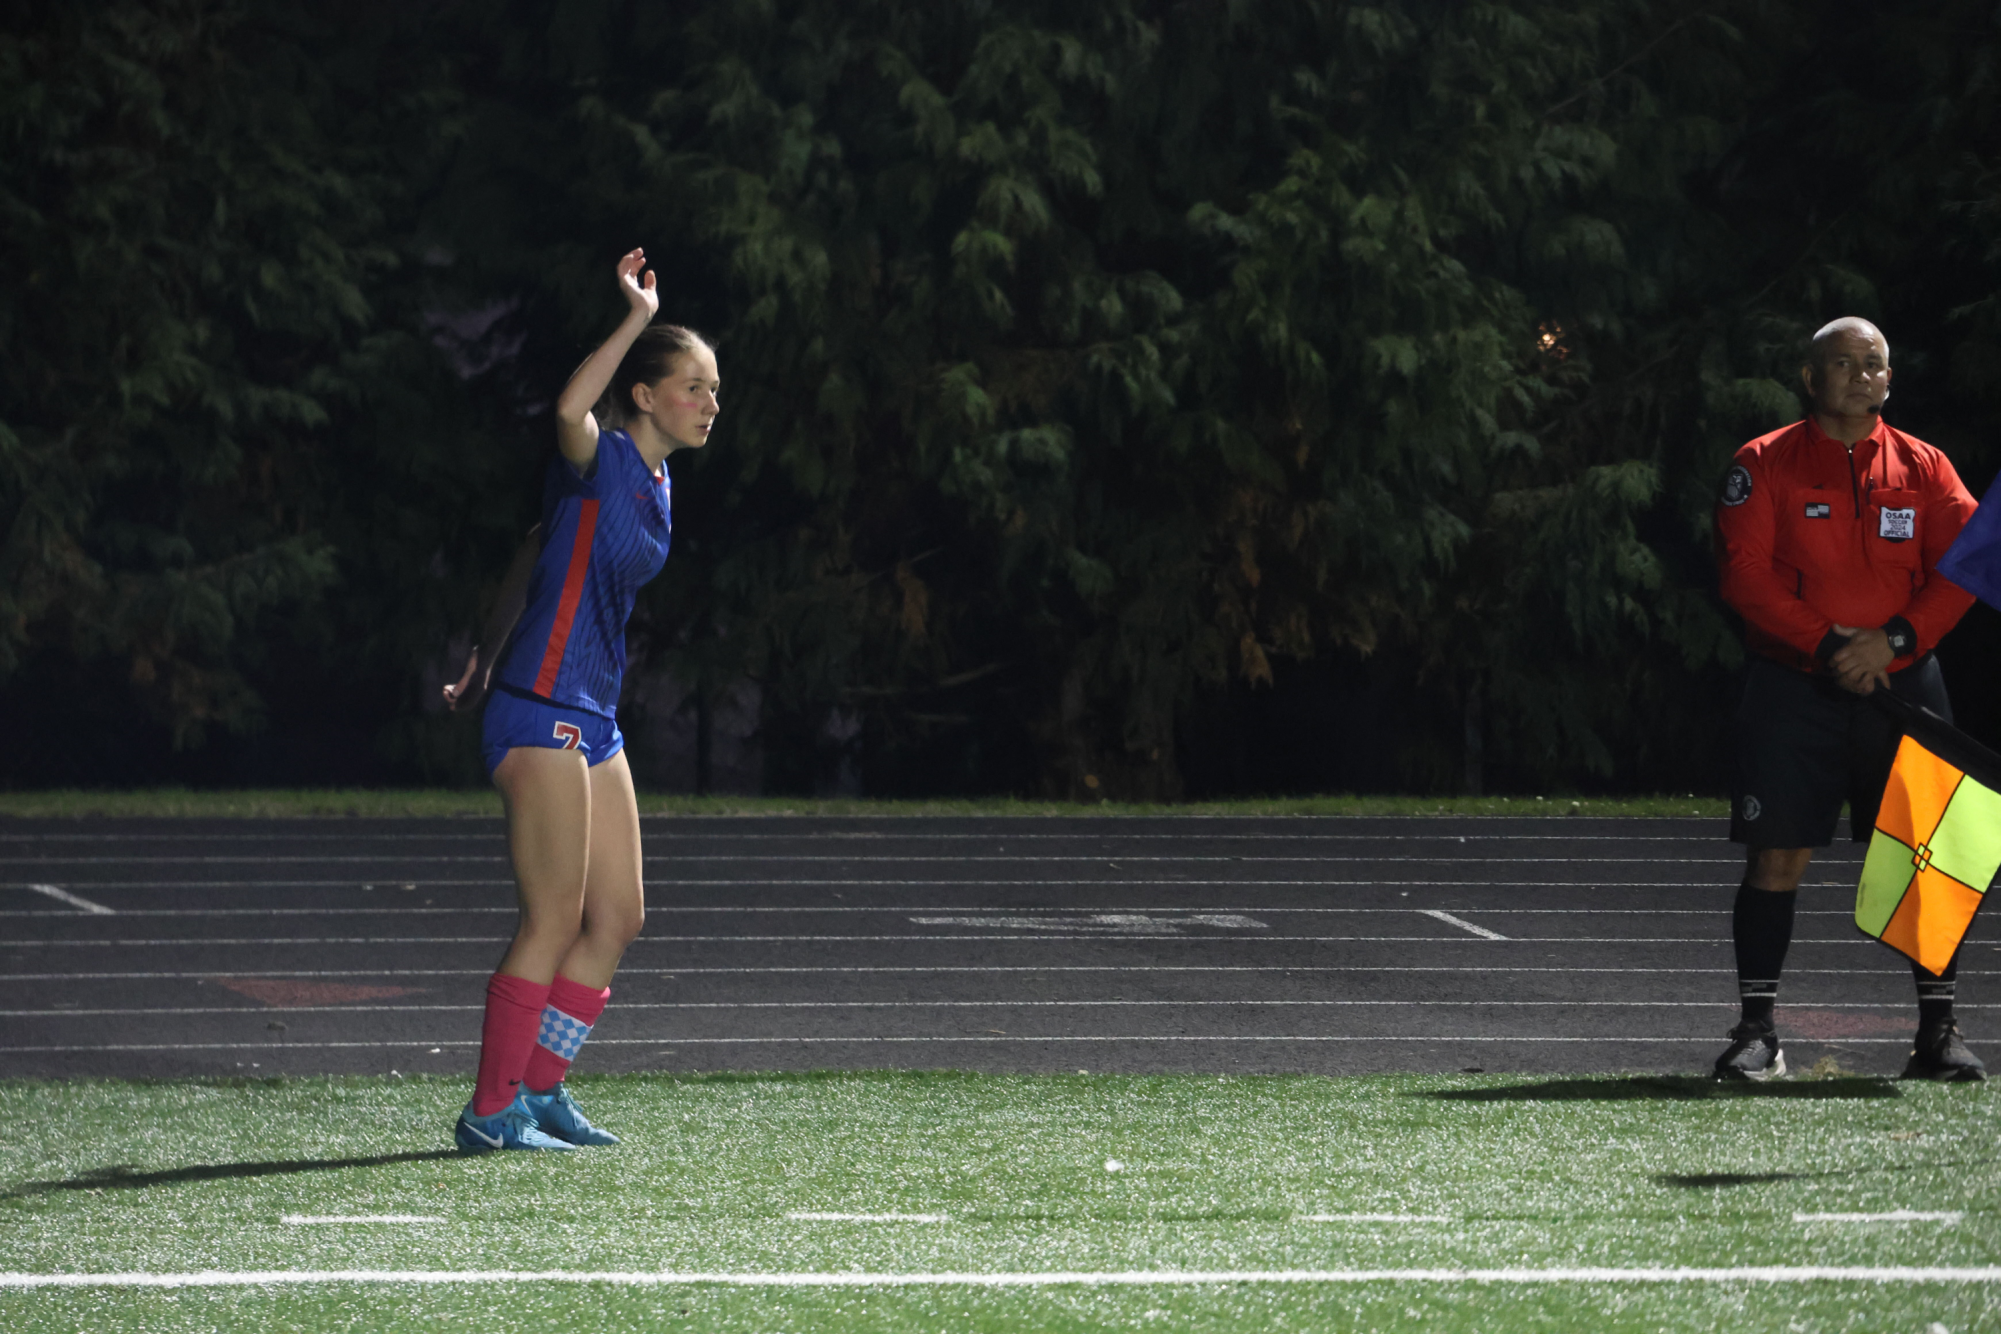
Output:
[481, 685, 625, 778]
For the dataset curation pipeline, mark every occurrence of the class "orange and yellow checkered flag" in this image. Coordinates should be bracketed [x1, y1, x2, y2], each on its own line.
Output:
[1856, 697, 2001, 974]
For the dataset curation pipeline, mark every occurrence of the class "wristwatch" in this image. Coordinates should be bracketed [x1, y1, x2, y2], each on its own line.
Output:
[1882, 617, 1916, 658]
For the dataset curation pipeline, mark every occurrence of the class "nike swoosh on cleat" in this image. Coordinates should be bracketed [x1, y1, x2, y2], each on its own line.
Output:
[462, 1122, 504, 1149]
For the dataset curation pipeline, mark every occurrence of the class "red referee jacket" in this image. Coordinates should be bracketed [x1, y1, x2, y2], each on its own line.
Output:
[1715, 415, 1977, 673]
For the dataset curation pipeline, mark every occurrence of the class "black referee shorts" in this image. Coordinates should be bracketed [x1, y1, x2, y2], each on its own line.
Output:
[1729, 653, 1951, 848]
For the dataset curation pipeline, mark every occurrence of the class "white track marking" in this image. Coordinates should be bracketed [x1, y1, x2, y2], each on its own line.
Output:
[0, 828, 1735, 842]
[21, 884, 112, 915]
[5, 965, 1897, 981]
[7, 853, 1753, 865]
[0, 1265, 1994, 1290]
[15, 998, 1969, 1017]
[0, 906, 1870, 920]
[0, 908, 519, 919]
[0, 906, 1875, 918]
[786, 1212, 947, 1223]
[3, 935, 1799, 946]
[1794, 1211, 1963, 1224]
[1300, 1214, 1452, 1223]
[0, 1000, 1781, 1017]
[0, 1035, 1916, 1053]
[281, 1215, 443, 1225]
[1418, 911, 1507, 940]
[909, 914, 1268, 933]
[0, 879, 1833, 890]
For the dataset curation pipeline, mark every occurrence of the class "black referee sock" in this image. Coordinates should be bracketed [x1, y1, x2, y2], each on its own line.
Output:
[1732, 879, 1796, 1027]
[1915, 953, 1959, 1030]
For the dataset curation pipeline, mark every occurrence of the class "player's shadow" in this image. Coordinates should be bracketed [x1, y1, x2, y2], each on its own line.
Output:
[1420, 1075, 1901, 1103]
[1655, 1154, 2000, 1190]
[0, 1149, 463, 1200]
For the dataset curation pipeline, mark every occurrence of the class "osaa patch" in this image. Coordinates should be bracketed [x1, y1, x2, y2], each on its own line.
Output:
[1721, 465, 1753, 507]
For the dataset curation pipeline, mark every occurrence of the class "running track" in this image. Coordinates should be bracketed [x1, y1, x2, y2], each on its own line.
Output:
[0, 816, 1987, 1080]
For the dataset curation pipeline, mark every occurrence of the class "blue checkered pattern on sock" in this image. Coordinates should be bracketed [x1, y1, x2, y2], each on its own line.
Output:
[537, 1005, 593, 1061]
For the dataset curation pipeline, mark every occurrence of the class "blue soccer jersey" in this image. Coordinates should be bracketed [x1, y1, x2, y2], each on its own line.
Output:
[494, 429, 670, 717]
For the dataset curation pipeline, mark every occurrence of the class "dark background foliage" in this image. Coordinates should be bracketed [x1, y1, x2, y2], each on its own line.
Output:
[3, 0, 1997, 797]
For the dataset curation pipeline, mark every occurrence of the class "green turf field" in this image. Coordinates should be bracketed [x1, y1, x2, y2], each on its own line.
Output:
[0, 788, 1728, 819]
[0, 1071, 1993, 1332]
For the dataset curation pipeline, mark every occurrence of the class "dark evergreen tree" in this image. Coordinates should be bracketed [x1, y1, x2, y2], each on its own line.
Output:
[4, 0, 1997, 795]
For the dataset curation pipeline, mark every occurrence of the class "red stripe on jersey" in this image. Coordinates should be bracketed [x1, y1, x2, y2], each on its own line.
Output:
[533, 499, 600, 696]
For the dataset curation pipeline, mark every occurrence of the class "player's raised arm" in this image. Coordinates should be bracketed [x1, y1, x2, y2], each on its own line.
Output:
[552, 248, 660, 471]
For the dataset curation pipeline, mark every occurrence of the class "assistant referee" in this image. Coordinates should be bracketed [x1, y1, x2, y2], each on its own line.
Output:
[1712, 317, 1984, 1082]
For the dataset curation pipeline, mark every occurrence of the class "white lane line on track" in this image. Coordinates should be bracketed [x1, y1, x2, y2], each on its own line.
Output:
[0, 878, 1852, 890]
[0, 1036, 1917, 1052]
[1419, 910, 1507, 940]
[282, 1215, 443, 1225]
[1, 934, 1799, 945]
[1794, 1211, 1963, 1224]
[0, 829, 1735, 844]
[0, 964, 1912, 988]
[4, 1265, 1992, 1290]
[0, 972, 1784, 980]
[4, 854, 1756, 865]
[786, 1212, 947, 1223]
[22, 884, 113, 915]
[6, 905, 1860, 919]
[2, 1000, 1792, 1017]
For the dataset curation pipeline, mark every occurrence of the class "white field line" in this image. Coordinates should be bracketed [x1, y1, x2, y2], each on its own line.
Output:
[0, 1036, 1915, 1054]
[1300, 1213, 1453, 1223]
[1795, 1211, 1964, 1224]
[786, 1212, 947, 1223]
[22, 884, 112, 915]
[281, 1215, 443, 1226]
[0, 1265, 1994, 1290]
[1419, 911, 1507, 941]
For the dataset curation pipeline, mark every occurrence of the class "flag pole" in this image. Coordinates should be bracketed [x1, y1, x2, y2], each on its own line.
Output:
[1867, 687, 2001, 779]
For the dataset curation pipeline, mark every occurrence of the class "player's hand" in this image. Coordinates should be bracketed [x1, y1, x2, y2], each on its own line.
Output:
[442, 648, 480, 713]
[617, 248, 658, 319]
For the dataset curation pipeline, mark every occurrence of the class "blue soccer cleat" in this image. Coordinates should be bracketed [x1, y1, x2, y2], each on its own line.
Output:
[454, 1092, 578, 1153]
[522, 1082, 620, 1146]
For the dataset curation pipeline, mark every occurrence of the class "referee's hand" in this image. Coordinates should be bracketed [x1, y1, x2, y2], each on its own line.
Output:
[1828, 624, 1894, 695]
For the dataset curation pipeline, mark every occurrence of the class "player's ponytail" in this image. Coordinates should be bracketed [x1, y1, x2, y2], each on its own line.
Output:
[600, 323, 711, 426]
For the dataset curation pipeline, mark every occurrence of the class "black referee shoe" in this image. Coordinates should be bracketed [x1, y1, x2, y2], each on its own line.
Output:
[1713, 1021, 1786, 1081]
[1900, 1020, 1987, 1083]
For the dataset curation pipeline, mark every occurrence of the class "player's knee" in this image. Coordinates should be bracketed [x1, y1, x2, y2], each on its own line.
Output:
[589, 902, 644, 948]
[1746, 847, 1811, 892]
[517, 901, 586, 945]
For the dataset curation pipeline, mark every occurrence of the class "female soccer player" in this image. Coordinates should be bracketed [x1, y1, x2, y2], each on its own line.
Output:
[448, 247, 718, 1151]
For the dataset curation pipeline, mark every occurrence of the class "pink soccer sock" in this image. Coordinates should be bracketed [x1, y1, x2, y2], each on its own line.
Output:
[522, 974, 611, 1093]
[471, 973, 552, 1117]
